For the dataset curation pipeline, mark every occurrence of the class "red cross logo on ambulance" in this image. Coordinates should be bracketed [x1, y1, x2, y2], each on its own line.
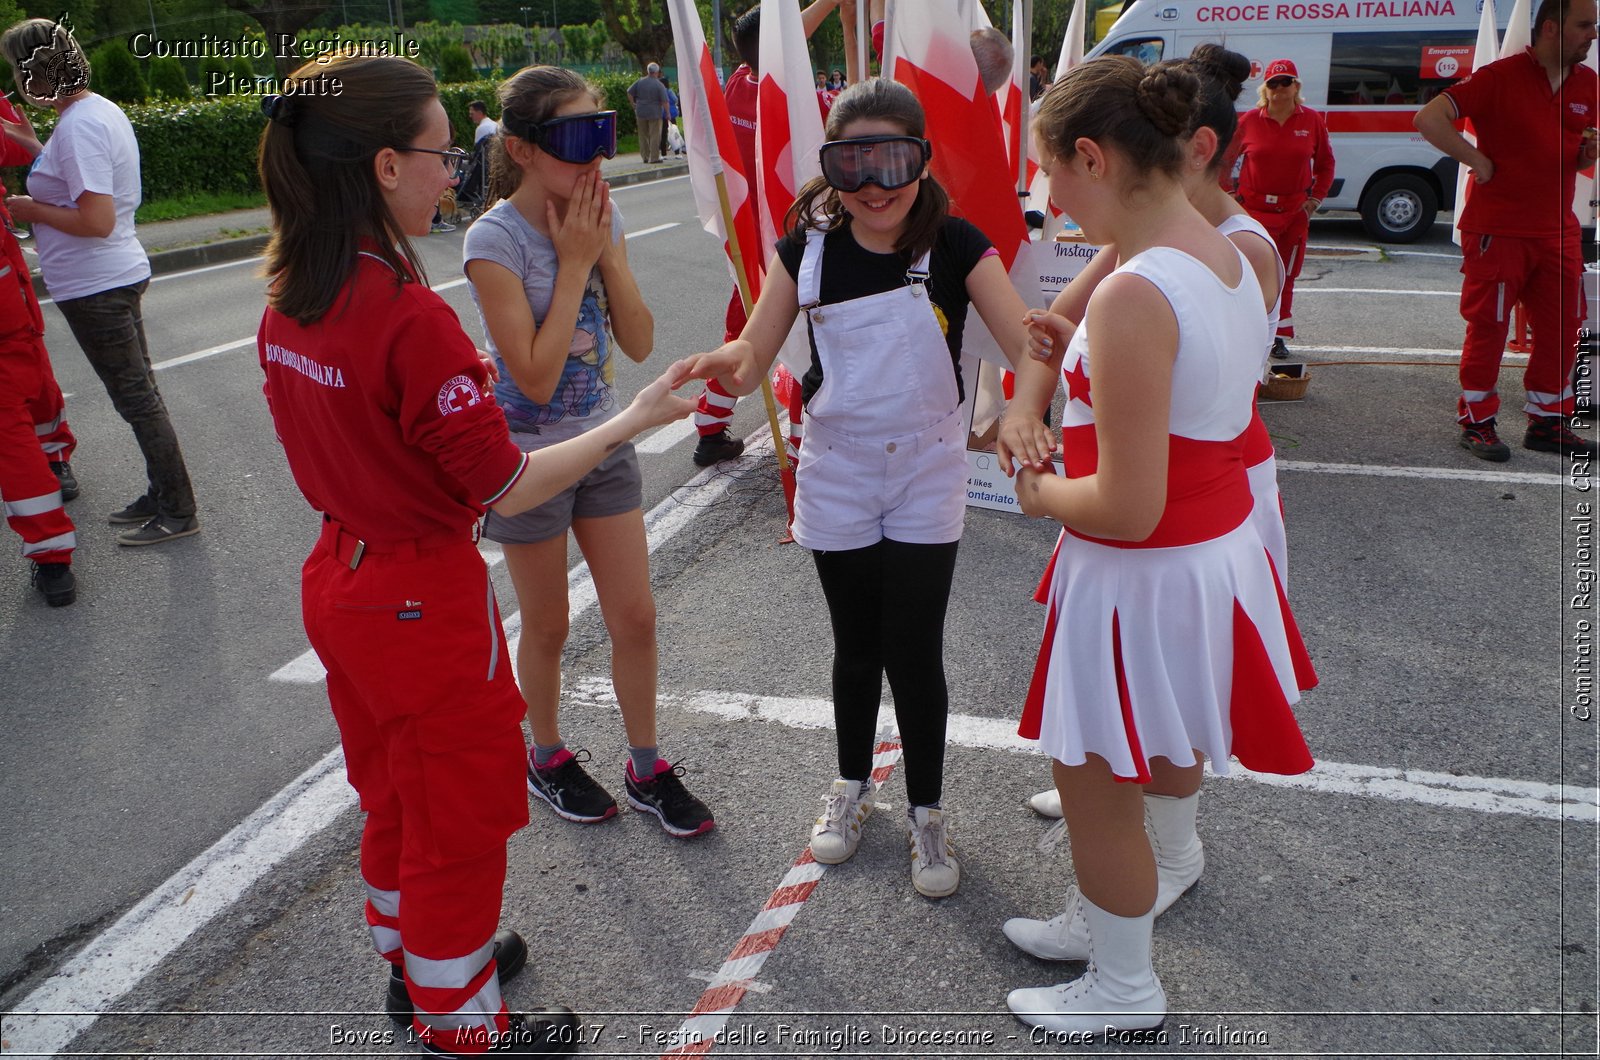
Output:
[437, 374, 483, 415]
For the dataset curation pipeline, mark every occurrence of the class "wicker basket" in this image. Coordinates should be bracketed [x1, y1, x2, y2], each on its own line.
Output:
[1262, 365, 1310, 401]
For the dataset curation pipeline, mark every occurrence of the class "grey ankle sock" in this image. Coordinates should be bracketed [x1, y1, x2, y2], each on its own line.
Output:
[629, 745, 659, 779]
[533, 740, 566, 769]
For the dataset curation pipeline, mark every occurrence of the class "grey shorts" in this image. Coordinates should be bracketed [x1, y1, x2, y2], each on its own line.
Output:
[484, 439, 642, 544]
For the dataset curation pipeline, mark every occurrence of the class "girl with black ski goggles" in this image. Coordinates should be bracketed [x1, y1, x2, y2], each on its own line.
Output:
[818, 135, 932, 192]
[510, 110, 618, 164]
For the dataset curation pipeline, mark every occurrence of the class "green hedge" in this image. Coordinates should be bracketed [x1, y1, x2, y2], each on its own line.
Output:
[437, 75, 643, 147]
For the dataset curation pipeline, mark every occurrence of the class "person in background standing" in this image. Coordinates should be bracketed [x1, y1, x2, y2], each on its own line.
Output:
[626, 62, 669, 164]
[1029, 55, 1049, 100]
[1414, 0, 1598, 460]
[656, 71, 679, 159]
[1223, 58, 1333, 361]
[1, 16, 200, 547]
[470, 99, 497, 144]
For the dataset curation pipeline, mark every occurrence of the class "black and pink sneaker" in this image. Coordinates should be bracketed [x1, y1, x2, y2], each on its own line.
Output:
[625, 759, 715, 837]
[527, 747, 617, 823]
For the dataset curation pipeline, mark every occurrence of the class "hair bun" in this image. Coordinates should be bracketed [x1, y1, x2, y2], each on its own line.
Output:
[1186, 43, 1250, 102]
[1135, 65, 1199, 138]
[261, 94, 299, 126]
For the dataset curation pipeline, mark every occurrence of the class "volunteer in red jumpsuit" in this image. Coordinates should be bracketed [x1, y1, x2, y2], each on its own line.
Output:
[0, 93, 77, 606]
[1415, 0, 1599, 460]
[254, 56, 691, 1058]
[1224, 58, 1334, 360]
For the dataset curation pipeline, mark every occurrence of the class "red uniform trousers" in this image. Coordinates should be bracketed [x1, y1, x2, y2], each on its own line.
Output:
[692, 288, 749, 437]
[1457, 231, 1582, 423]
[1255, 207, 1309, 338]
[0, 228, 76, 565]
[303, 519, 529, 1056]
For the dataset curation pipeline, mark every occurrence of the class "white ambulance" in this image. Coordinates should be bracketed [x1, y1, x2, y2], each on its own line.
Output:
[1085, 0, 1539, 243]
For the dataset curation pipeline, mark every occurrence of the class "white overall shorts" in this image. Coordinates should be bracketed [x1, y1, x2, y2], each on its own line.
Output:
[789, 227, 969, 552]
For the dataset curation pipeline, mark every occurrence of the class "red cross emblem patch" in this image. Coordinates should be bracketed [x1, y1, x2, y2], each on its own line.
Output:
[437, 374, 482, 416]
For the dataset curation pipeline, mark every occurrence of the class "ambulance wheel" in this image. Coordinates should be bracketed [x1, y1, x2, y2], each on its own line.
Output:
[1360, 173, 1437, 244]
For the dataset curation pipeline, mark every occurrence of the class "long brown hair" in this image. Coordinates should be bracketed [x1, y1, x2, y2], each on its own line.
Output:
[783, 78, 950, 263]
[258, 55, 437, 325]
[485, 65, 603, 207]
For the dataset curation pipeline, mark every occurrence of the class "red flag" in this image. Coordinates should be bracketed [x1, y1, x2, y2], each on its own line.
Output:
[883, 0, 1042, 365]
[755, 0, 827, 261]
[666, 0, 764, 302]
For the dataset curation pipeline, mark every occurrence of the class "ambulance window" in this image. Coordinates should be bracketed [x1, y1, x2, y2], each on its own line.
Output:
[1103, 37, 1165, 65]
[1327, 31, 1474, 106]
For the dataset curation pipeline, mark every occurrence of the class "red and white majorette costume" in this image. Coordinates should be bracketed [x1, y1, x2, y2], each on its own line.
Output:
[1217, 211, 1291, 590]
[1019, 246, 1315, 781]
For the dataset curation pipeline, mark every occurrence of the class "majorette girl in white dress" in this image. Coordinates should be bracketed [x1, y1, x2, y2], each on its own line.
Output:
[995, 56, 1315, 1035]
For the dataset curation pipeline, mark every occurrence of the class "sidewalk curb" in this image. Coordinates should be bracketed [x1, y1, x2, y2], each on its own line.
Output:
[28, 160, 688, 296]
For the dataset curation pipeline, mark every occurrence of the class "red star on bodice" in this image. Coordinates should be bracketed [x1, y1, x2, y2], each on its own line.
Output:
[1064, 358, 1092, 408]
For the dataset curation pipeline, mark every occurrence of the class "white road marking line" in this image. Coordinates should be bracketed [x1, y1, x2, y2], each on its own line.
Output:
[635, 416, 701, 455]
[665, 689, 1598, 824]
[140, 225, 670, 373]
[1277, 459, 1562, 486]
[1292, 344, 1530, 366]
[1386, 249, 1463, 259]
[1296, 287, 1456, 296]
[35, 256, 266, 307]
[0, 748, 356, 1059]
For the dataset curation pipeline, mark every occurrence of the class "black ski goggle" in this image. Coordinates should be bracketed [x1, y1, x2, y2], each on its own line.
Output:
[818, 135, 932, 192]
[513, 110, 618, 164]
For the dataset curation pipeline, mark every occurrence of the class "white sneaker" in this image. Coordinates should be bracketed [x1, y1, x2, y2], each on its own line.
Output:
[907, 806, 960, 898]
[810, 779, 872, 864]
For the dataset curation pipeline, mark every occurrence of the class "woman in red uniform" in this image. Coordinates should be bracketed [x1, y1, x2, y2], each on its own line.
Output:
[1225, 59, 1333, 359]
[255, 55, 691, 1058]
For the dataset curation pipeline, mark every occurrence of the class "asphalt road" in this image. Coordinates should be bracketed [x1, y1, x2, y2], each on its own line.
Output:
[1, 181, 1595, 1059]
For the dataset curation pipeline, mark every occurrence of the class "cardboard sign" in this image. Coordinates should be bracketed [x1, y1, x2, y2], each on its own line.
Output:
[962, 235, 1095, 512]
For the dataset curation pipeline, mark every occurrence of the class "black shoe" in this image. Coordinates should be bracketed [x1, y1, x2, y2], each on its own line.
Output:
[1270, 336, 1291, 360]
[692, 429, 745, 467]
[625, 759, 715, 837]
[527, 747, 618, 823]
[49, 461, 78, 502]
[387, 929, 530, 1026]
[420, 1009, 580, 1057]
[117, 513, 200, 546]
[30, 562, 75, 607]
[1459, 419, 1511, 462]
[1524, 415, 1597, 456]
[107, 494, 159, 526]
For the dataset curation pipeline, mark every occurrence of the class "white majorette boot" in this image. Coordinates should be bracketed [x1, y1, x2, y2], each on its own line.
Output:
[1006, 894, 1166, 1035]
[1145, 792, 1204, 915]
[1028, 788, 1063, 818]
[1005, 791, 1204, 960]
[810, 778, 874, 864]
[1003, 884, 1090, 960]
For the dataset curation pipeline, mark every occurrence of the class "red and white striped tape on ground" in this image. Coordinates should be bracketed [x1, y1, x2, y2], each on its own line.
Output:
[658, 733, 904, 1059]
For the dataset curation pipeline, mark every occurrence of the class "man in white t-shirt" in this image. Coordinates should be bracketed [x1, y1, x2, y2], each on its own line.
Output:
[469, 100, 496, 144]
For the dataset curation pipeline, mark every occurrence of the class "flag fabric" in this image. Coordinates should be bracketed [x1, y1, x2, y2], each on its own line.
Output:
[882, 0, 1042, 369]
[665, 0, 764, 302]
[999, 0, 1035, 193]
[1498, 0, 1531, 57]
[755, 0, 827, 263]
[1027, 0, 1086, 228]
[1452, 0, 1500, 247]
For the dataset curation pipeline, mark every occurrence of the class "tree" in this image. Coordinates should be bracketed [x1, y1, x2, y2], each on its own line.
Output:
[148, 55, 192, 98]
[438, 42, 474, 81]
[90, 39, 148, 103]
[222, 0, 333, 79]
[598, 0, 672, 70]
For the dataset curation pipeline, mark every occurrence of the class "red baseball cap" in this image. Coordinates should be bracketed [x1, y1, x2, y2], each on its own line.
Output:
[1264, 59, 1299, 81]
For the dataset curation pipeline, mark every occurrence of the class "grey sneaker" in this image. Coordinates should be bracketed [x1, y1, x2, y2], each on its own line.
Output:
[107, 494, 159, 526]
[117, 513, 200, 547]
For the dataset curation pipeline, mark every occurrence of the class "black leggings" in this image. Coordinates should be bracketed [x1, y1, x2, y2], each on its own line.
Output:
[812, 538, 959, 807]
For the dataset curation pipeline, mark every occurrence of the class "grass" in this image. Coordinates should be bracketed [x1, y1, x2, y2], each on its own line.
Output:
[135, 189, 266, 224]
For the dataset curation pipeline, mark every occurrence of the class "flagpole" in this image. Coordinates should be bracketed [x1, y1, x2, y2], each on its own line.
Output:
[713, 167, 791, 474]
[1017, 0, 1031, 197]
